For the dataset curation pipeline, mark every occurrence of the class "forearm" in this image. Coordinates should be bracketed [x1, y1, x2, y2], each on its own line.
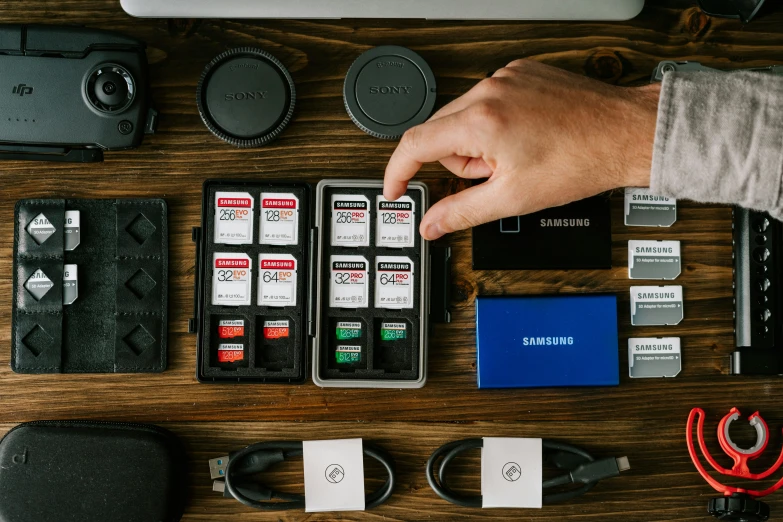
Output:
[650, 71, 783, 219]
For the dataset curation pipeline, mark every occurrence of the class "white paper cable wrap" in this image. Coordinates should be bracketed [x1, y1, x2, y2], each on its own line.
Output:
[481, 437, 543, 508]
[302, 438, 365, 512]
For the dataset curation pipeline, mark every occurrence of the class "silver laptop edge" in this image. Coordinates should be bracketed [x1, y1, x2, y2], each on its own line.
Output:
[121, 0, 645, 21]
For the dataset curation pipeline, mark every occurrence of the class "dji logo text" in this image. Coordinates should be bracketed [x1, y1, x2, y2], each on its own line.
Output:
[12, 84, 33, 96]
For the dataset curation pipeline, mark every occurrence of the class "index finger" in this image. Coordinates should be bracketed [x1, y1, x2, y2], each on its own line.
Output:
[383, 109, 480, 200]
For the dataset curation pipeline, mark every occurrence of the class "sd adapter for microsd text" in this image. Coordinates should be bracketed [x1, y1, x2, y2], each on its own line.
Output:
[0, 25, 157, 162]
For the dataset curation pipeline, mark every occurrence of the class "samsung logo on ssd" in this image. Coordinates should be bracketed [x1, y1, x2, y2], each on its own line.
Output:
[522, 336, 575, 346]
[539, 219, 590, 228]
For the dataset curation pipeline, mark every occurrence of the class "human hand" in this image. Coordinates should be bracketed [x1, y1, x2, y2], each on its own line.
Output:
[383, 60, 661, 240]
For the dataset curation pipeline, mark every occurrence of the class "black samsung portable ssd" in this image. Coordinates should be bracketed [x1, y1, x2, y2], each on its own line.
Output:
[472, 195, 612, 270]
[0, 421, 187, 522]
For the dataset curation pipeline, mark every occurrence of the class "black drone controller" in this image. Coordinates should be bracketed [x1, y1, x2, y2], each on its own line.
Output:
[0, 25, 157, 162]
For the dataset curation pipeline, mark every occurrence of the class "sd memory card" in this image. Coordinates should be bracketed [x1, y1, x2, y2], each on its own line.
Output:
[375, 256, 414, 309]
[330, 255, 369, 308]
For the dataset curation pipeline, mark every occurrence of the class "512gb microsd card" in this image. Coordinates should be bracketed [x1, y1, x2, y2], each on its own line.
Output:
[630, 285, 683, 326]
[628, 240, 681, 280]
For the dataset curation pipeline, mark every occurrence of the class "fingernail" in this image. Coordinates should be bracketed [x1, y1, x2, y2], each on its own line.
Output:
[422, 222, 443, 240]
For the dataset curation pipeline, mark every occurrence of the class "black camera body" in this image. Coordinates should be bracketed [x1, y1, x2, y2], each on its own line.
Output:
[0, 25, 157, 162]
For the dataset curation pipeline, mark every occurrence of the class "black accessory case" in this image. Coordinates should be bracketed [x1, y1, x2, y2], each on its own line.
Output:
[12, 198, 168, 373]
[0, 421, 186, 522]
[191, 179, 451, 385]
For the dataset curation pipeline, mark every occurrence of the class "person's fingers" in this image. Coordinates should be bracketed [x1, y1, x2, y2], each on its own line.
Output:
[383, 110, 482, 200]
[439, 155, 494, 178]
[420, 179, 515, 240]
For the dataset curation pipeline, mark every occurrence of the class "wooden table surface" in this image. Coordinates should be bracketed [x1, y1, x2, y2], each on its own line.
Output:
[2, 0, 783, 520]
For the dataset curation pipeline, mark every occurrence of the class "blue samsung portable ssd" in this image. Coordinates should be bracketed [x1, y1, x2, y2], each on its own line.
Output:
[476, 295, 619, 388]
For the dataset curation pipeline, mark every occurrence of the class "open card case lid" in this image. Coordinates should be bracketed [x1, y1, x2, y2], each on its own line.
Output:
[191, 179, 450, 387]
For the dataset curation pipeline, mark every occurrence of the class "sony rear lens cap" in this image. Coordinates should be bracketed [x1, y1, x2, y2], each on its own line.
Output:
[344, 46, 436, 140]
[197, 47, 295, 147]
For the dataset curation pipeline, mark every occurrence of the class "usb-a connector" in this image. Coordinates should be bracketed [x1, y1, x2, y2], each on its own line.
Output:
[209, 456, 230, 480]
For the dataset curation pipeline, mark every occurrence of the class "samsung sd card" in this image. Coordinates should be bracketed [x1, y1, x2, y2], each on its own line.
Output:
[628, 337, 681, 378]
[330, 255, 369, 308]
[375, 256, 414, 309]
[212, 253, 252, 306]
[258, 254, 297, 307]
[630, 285, 683, 326]
[217, 343, 245, 363]
[331, 194, 370, 247]
[624, 188, 677, 227]
[63, 264, 78, 305]
[214, 192, 254, 244]
[26, 213, 56, 245]
[25, 269, 54, 301]
[263, 320, 290, 339]
[628, 240, 681, 280]
[259, 192, 299, 245]
[376, 195, 415, 248]
[380, 321, 407, 341]
[336, 345, 362, 364]
[218, 319, 245, 339]
[64, 210, 80, 251]
[336, 321, 362, 341]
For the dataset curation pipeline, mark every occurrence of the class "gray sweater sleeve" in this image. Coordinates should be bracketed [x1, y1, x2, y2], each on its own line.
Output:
[650, 71, 783, 220]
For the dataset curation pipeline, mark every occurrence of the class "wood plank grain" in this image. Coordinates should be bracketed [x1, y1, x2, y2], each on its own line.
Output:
[0, 0, 781, 520]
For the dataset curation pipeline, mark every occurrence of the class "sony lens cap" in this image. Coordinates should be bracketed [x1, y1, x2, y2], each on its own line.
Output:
[197, 47, 295, 147]
[344, 46, 436, 140]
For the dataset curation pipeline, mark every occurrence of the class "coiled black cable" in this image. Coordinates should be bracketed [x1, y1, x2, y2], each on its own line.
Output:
[218, 440, 395, 511]
[426, 438, 629, 507]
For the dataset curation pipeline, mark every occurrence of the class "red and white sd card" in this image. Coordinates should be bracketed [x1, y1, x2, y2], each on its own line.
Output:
[263, 319, 291, 339]
[217, 343, 244, 363]
[218, 319, 245, 339]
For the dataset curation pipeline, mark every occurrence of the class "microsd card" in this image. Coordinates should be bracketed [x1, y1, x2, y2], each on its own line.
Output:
[330, 255, 369, 308]
[375, 256, 414, 309]
[376, 195, 415, 248]
[380, 321, 407, 341]
[258, 254, 297, 307]
[218, 319, 245, 339]
[217, 343, 245, 363]
[336, 345, 362, 364]
[26, 213, 56, 245]
[263, 319, 291, 339]
[628, 240, 681, 280]
[624, 188, 677, 227]
[64, 210, 80, 251]
[25, 268, 53, 301]
[63, 264, 78, 305]
[214, 192, 254, 244]
[260, 193, 299, 245]
[212, 253, 252, 306]
[628, 337, 681, 378]
[630, 285, 683, 326]
[336, 321, 362, 341]
[332, 194, 370, 247]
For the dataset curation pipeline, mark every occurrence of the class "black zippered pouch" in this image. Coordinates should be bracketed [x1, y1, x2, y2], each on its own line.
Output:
[0, 421, 187, 522]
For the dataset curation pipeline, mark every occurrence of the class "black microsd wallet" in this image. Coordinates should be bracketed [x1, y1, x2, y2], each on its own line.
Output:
[12, 199, 169, 373]
[0, 421, 187, 522]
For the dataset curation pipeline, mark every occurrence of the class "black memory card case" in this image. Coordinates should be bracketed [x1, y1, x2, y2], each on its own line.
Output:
[12, 199, 168, 373]
[0, 421, 187, 522]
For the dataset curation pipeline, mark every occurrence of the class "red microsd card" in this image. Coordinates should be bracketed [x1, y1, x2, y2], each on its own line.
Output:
[263, 319, 290, 339]
[217, 343, 244, 363]
[218, 319, 245, 339]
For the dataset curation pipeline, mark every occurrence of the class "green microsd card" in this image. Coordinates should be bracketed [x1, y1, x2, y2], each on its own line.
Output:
[336, 321, 362, 341]
[380, 322, 407, 341]
[336, 345, 361, 364]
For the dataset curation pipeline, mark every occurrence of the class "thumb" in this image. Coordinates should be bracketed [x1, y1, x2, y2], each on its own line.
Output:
[420, 180, 514, 240]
